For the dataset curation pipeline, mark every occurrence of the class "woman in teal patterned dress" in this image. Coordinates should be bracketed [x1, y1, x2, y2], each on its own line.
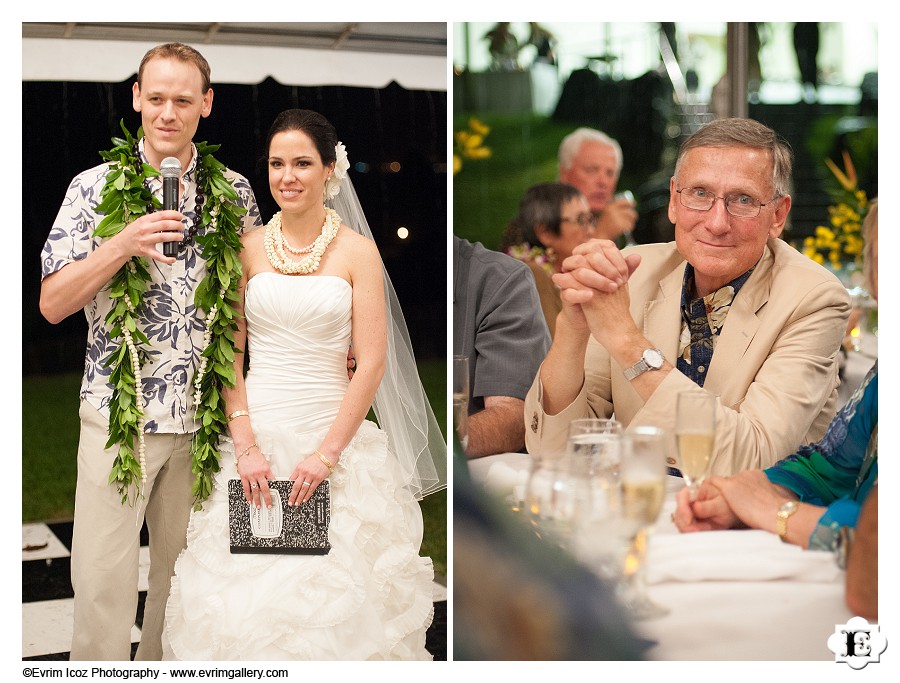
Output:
[673, 198, 877, 553]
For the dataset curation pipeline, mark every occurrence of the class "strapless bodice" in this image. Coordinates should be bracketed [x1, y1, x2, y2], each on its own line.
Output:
[243, 273, 354, 464]
[245, 272, 352, 383]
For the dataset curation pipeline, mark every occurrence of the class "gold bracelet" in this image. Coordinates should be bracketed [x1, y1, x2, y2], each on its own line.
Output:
[234, 442, 259, 466]
[228, 410, 250, 422]
[315, 449, 335, 473]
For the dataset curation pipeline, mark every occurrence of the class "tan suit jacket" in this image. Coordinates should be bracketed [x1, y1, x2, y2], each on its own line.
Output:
[524, 238, 851, 475]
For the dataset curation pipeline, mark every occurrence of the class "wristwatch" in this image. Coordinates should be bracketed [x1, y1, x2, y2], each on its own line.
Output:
[834, 526, 855, 569]
[776, 500, 799, 542]
[623, 348, 665, 381]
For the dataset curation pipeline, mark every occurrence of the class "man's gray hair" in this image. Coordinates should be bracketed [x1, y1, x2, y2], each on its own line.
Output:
[558, 127, 623, 176]
[674, 117, 793, 198]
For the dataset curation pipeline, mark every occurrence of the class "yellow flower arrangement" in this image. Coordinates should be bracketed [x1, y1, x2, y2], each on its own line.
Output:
[801, 151, 869, 271]
[453, 117, 492, 174]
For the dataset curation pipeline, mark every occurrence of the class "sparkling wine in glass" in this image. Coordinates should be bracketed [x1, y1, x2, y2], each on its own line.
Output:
[621, 477, 665, 526]
[675, 390, 716, 500]
[618, 425, 669, 619]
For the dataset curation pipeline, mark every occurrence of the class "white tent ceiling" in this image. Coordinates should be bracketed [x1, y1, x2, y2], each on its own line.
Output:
[22, 22, 447, 91]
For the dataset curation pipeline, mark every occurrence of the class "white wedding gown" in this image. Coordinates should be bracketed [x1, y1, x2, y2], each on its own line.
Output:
[163, 273, 435, 660]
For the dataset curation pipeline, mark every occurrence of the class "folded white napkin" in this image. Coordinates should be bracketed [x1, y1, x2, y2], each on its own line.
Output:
[482, 459, 531, 499]
[645, 529, 842, 585]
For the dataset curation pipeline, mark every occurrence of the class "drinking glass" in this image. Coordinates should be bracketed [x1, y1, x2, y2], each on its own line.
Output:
[618, 426, 669, 619]
[452, 355, 470, 453]
[523, 454, 590, 550]
[566, 419, 629, 580]
[675, 390, 717, 500]
[615, 190, 637, 247]
[566, 418, 622, 516]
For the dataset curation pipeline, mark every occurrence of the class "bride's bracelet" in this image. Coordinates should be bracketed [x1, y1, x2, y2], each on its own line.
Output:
[234, 442, 259, 466]
[315, 449, 335, 473]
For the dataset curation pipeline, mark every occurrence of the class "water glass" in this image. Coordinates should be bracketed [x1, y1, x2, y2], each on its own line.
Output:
[523, 455, 590, 550]
[566, 418, 622, 516]
[452, 355, 470, 453]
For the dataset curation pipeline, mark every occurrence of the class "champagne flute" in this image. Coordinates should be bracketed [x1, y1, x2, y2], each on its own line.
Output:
[618, 426, 669, 619]
[675, 390, 717, 500]
[452, 355, 470, 453]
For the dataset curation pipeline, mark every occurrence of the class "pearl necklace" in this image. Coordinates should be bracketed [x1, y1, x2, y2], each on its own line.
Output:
[264, 208, 341, 274]
[282, 234, 316, 255]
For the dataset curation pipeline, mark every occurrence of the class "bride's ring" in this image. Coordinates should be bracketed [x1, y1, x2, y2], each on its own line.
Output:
[250, 482, 259, 489]
[302, 481, 311, 486]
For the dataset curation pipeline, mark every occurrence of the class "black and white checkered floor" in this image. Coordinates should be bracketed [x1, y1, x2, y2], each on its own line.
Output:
[22, 521, 447, 661]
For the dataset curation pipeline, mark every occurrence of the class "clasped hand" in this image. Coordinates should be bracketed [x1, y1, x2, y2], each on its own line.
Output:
[672, 478, 740, 532]
[673, 470, 792, 534]
[551, 239, 642, 339]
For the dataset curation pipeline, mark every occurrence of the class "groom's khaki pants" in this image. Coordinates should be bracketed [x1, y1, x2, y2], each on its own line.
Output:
[69, 402, 194, 661]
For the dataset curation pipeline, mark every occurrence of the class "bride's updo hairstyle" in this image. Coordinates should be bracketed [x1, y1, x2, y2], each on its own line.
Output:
[265, 109, 338, 166]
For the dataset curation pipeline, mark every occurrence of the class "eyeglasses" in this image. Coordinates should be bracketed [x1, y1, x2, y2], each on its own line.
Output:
[560, 213, 597, 230]
[676, 187, 778, 219]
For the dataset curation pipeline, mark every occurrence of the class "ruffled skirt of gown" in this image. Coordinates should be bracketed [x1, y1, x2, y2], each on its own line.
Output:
[163, 274, 435, 660]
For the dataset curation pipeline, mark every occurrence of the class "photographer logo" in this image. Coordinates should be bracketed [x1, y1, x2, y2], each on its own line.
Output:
[827, 616, 887, 669]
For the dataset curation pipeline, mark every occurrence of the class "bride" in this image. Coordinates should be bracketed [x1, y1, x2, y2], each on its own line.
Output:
[163, 109, 446, 660]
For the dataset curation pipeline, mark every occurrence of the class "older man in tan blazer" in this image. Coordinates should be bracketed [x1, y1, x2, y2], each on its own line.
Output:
[525, 118, 850, 476]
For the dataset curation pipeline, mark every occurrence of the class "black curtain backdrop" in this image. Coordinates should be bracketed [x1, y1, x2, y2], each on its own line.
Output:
[23, 77, 447, 375]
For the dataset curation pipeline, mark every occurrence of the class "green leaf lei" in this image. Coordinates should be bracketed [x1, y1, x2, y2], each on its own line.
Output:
[93, 120, 245, 509]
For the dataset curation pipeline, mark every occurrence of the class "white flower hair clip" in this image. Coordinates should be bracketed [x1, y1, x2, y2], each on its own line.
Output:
[324, 142, 350, 200]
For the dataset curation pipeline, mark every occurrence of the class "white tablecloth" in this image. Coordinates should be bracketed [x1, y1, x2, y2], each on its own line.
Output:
[467, 452, 854, 660]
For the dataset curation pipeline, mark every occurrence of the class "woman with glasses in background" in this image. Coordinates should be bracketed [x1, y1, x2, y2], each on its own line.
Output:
[501, 182, 595, 337]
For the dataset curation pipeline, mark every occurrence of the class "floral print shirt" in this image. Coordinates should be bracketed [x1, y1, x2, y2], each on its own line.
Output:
[41, 139, 262, 433]
[677, 263, 755, 387]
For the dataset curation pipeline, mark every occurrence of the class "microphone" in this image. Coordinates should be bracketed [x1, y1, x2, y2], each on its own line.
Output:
[161, 157, 182, 257]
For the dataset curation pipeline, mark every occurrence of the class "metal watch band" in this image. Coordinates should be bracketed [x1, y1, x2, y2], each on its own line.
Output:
[623, 359, 648, 381]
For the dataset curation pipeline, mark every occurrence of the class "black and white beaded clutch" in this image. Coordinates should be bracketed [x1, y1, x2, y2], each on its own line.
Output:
[228, 479, 331, 555]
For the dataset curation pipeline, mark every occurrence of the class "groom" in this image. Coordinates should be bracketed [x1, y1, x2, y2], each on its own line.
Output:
[39, 43, 261, 660]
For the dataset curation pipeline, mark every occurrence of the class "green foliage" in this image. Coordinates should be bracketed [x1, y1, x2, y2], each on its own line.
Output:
[805, 113, 878, 195]
[453, 113, 645, 250]
[22, 373, 81, 522]
[94, 123, 156, 507]
[453, 114, 570, 249]
[22, 365, 448, 578]
[92, 121, 246, 508]
[187, 146, 247, 509]
[420, 489, 447, 577]
[411, 358, 447, 576]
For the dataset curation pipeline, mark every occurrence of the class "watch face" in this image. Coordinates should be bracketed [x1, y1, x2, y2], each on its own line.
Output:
[644, 348, 664, 369]
[779, 501, 799, 515]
